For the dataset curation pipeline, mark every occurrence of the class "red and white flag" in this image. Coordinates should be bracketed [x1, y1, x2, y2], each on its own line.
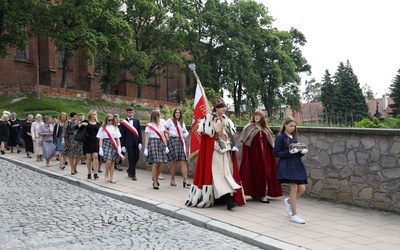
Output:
[189, 80, 211, 162]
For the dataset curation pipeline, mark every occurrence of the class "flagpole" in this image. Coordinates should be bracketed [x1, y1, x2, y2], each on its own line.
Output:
[188, 63, 210, 162]
[188, 63, 211, 113]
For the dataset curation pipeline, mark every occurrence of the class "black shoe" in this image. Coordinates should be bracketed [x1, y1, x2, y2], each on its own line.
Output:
[1, 150, 5, 155]
[260, 199, 270, 204]
[87, 174, 91, 179]
[94, 173, 99, 179]
[64, 161, 68, 166]
[17, 150, 21, 153]
[118, 167, 123, 171]
[74, 170, 78, 174]
[81, 161, 86, 165]
[98, 169, 102, 173]
[227, 201, 238, 210]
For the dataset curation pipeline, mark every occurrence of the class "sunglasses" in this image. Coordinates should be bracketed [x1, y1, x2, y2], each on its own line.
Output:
[107, 119, 114, 122]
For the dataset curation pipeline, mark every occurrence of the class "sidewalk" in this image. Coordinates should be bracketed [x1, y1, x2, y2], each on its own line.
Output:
[2, 152, 400, 250]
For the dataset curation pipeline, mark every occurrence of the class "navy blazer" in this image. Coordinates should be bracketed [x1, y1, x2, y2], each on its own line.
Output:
[120, 117, 142, 147]
[274, 132, 307, 181]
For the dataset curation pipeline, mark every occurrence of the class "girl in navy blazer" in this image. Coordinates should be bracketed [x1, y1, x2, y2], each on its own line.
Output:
[274, 116, 308, 224]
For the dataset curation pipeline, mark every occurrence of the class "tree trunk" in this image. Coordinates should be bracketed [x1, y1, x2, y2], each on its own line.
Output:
[61, 55, 69, 88]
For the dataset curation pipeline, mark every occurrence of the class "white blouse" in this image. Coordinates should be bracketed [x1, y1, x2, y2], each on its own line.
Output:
[145, 123, 165, 139]
[96, 125, 121, 139]
[164, 119, 188, 138]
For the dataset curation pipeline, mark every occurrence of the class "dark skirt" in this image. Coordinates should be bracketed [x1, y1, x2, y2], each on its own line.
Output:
[147, 138, 168, 165]
[167, 136, 187, 162]
[23, 135, 34, 153]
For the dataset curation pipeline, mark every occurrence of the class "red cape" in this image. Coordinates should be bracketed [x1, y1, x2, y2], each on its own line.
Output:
[240, 132, 282, 198]
[191, 134, 245, 206]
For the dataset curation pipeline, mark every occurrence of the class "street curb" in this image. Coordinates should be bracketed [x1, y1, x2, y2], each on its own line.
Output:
[2, 156, 303, 250]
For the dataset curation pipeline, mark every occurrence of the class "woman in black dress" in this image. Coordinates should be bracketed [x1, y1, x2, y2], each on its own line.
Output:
[8, 112, 22, 153]
[0, 113, 10, 154]
[78, 110, 101, 180]
[21, 114, 34, 158]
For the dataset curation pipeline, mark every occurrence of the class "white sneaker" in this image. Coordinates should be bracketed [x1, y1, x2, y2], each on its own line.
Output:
[290, 214, 305, 224]
[284, 198, 292, 217]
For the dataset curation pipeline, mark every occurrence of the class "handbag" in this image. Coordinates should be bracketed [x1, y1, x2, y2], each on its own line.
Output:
[74, 126, 88, 143]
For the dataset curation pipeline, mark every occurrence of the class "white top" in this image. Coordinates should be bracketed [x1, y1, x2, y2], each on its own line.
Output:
[31, 121, 44, 138]
[96, 125, 121, 139]
[145, 123, 165, 138]
[164, 118, 188, 138]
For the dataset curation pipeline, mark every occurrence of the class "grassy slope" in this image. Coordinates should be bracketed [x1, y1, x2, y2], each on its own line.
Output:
[0, 94, 153, 123]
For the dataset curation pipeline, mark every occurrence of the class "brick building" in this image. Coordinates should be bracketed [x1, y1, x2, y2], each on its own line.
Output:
[0, 36, 191, 104]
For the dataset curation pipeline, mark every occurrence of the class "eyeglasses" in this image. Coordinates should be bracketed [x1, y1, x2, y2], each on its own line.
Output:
[107, 119, 113, 122]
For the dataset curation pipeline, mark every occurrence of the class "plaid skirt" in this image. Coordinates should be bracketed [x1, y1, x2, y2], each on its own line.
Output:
[102, 139, 120, 163]
[167, 136, 187, 162]
[147, 138, 168, 164]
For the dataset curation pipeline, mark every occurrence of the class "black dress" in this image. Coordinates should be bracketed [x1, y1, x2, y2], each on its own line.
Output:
[82, 121, 101, 154]
[8, 118, 22, 146]
[22, 121, 34, 153]
[0, 120, 10, 142]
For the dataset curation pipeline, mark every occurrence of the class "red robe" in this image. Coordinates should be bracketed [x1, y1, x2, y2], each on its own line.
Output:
[240, 131, 282, 198]
[185, 134, 245, 207]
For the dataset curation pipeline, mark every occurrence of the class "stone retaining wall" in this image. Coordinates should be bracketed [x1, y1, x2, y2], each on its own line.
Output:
[133, 126, 400, 214]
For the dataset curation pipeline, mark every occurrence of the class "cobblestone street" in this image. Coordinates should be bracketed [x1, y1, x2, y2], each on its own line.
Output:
[0, 160, 260, 250]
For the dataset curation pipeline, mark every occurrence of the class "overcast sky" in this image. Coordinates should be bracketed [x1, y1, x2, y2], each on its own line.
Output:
[258, 0, 400, 98]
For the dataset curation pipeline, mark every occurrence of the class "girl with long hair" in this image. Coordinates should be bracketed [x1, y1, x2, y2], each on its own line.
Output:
[144, 110, 169, 190]
[239, 110, 282, 203]
[274, 116, 308, 224]
[164, 108, 191, 187]
[97, 113, 122, 183]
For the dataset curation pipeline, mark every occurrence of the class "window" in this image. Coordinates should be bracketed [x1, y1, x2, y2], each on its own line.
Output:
[15, 47, 27, 60]
[57, 51, 64, 68]
[15, 26, 28, 60]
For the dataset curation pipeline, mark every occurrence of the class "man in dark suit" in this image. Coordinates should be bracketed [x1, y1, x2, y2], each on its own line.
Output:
[120, 107, 142, 181]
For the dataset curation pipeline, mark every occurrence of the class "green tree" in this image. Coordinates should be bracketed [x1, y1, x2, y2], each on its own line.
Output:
[0, 0, 36, 57]
[320, 70, 336, 124]
[332, 61, 369, 126]
[389, 68, 400, 117]
[90, 0, 134, 94]
[361, 83, 375, 100]
[123, 0, 186, 98]
[38, 0, 126, 88]
[303, 78, 321, 103]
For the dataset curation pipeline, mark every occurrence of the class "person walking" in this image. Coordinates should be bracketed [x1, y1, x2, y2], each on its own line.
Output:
[0, 113, 10, 155]
[185, 97, 245, 210]
[31, 114, 44, 162]
[143, 110, 168, 190]
[97, 113, 123, 184]
[239, 110, 282, 203]
[39, 116, 56, 167]
[21, 114, 34, 158]
[8, 112, 22, 153]
[274, 116, 308, 224]
[164, 108, 191, 187]
[62, 112, 81, 175]
[114, 114, 124, 172]
[77, 113, 86, 165]
[53, 112, 67, 169]
[120, 107, 142, 181]
[79, 110, 101, 180]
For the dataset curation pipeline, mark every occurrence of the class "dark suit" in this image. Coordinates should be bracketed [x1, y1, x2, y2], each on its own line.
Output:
[120, 117, 142, 177]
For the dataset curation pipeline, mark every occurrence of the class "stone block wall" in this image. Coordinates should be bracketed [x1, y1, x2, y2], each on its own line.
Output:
[133, 126, 400, 214]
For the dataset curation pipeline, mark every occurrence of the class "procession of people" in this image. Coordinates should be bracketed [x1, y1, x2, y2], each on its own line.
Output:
[0, 102, 308, 224]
